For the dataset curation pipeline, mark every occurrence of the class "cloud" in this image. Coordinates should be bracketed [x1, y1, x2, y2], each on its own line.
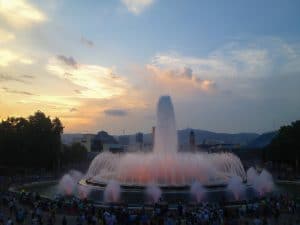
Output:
[121, 0, 154, 14]
[17, 94, 146, 132]
[0, 49, 34, 67]
[151, 39, 300, 81]
[104, 109, 128, 117]
[151, 52, 236, 79]
[21, 95, 79, 110]
[37, 95, 145, 132]
[146, 65, 216, 92]
[47, 56, 131, 99]
[69, 107, 78, 112]
[0, 74, 26, 83]
[0, 28, 15, 43]
[142, 37, 300, 103]
[151, 46, 275, 80]
[22, 74, 35, 79]
[0, 0, 47, 27]
[0, 73, 34, 83]
[1, 87, 35, 95]
[56, 55, 78, 69]
[81, 37, 94, 47]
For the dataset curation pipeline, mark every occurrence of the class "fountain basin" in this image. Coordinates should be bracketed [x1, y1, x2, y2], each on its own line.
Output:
[79, 179, 255, 204]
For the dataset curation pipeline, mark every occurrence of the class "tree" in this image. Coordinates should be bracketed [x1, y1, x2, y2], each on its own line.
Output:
[265, 120, 300, 170]
[0, 111, 64, 171]
[51, 117, 64, 171]
[61, 143, 87, 165]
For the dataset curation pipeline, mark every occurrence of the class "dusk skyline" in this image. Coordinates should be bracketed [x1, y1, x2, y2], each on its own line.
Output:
[1, 0, 300, 134]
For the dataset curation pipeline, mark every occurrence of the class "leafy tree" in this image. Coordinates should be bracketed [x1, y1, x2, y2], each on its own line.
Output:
[265, 120, 300, 169]
[61, 143, 87, 165]
[0, 111, 64, 170]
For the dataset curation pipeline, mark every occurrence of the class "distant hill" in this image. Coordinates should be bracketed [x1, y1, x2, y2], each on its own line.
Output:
[245, 131, 278, 149]
[117, 129, 259, 146]
[177, 129, 259, 146]
[63, 129, 263, 147]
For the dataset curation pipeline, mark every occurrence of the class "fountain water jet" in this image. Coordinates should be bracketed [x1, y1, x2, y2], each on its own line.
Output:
[146, 184, 162, 203]
[59, 170, 84, 196]
[253, 169, 275, 196]
[246, 167, 259, 185]
[154, 96, 177, 154]
[59, 174, 75, 196]
[227, 176, 245, 200]
[190, 181, 205, 202]
[104, 180, 121, 203]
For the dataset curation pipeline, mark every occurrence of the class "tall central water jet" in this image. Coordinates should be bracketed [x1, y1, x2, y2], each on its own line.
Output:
[154, 96, 177, 154]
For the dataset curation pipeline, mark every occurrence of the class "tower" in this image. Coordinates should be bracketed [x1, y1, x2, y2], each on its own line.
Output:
[136, 132, 143, 150]
[152, 126, 155, 146]
[189, 130, 196, 152]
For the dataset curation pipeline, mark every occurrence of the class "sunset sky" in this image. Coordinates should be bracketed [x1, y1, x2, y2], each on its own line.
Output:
[0, 0, 300, 134]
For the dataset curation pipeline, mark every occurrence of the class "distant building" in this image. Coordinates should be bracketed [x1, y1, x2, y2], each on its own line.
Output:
[91, 131, 118, 152]
[189, 130, 196, 152]
[135, 132, 143, 150]
[152, 126, 156, 145]
[136, 132, 143, 144]
[118, 135, 130, 145]
[103, 143, 124, 153]
[202, 139, 224, 145]
[63, 133, 94, 152]
[198, 141, 240, 153]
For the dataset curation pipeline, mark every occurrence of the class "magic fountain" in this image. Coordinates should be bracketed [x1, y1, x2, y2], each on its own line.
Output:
[84, 96, 247, 188]
[22, 95, 275, 204]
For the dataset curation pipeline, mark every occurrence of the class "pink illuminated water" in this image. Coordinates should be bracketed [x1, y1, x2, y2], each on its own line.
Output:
[104, 180, 121, 202]
[190, 181, 205, 202]
[227, 175, 245, 200]
[247, 167, 274, 196]
[146, 184, 162, 203]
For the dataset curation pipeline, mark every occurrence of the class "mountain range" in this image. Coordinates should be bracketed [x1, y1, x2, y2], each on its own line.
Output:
[244, 131, 278, 149]
[62, 129, 277, 148]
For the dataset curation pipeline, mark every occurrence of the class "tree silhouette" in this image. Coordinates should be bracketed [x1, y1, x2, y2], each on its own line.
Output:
[0, 111, 64, 170]
[265, 120, 300, 171]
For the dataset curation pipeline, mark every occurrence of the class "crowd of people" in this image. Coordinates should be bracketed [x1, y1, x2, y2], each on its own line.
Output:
[0, 189, 299, 225]
[0, 174, 299, 225]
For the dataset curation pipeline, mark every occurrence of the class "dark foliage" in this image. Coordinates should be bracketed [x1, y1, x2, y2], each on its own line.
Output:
[61, 142, 87, 164]
[0, 111, 87, 170]
[265, 120, 300, 163]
